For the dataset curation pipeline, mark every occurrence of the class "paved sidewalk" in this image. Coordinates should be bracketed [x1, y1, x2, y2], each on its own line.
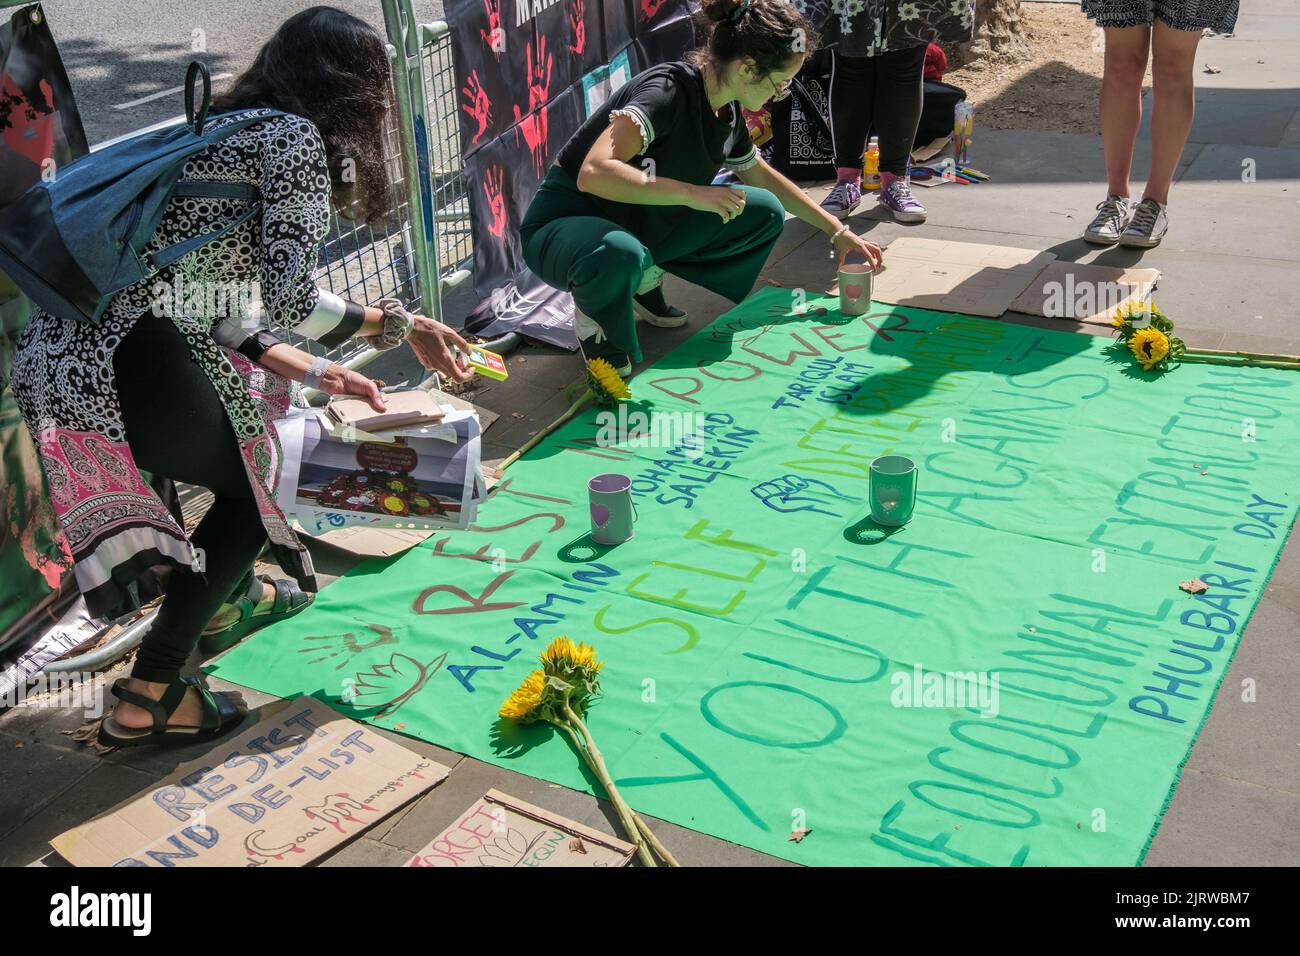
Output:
[2, 9, 1297, 867]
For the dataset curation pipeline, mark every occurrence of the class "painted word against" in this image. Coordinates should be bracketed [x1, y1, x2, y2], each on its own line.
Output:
[49, 887, 151, 936]
[772, 355, 872, 410]
[629, 412, 760, 508]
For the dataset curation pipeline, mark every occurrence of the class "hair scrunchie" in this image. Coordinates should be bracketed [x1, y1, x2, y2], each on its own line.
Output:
[728, 0, 751, 23]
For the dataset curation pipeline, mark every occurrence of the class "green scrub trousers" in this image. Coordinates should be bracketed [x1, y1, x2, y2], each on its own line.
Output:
[520, 163, 785, 362]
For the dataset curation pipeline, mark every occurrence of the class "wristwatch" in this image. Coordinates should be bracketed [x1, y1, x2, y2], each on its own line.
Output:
[366, 297, 416, 351]
[303, 355, 332, 390]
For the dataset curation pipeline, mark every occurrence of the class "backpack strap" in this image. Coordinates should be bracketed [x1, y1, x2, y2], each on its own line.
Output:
[144, 108, 288, 272]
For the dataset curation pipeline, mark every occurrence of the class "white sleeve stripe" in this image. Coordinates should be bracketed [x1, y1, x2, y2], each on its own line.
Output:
[292, 287, 348, 340]
[611, 105, 654, 152]
[726, 146, 759, 171]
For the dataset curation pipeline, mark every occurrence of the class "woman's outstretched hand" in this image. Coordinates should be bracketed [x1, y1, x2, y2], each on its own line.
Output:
[687, 184, 748, 223]
[833, 227, 883, 271]
[407, 315, 475, 383]
[321, 364, 387, 413]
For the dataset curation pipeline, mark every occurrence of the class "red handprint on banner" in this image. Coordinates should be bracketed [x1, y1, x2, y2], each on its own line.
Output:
[568, 0, 586, 55]
[512, 36, 553, 178]
[482, 165, 507, 240]
[640, 0, 669, 19]
[460, 69, 493, 145]
[479, 0, 504, 57]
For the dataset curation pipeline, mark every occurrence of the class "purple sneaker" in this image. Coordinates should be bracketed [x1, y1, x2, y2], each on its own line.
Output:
[821, 179, 862, 219]
[879, 177, 927, 223]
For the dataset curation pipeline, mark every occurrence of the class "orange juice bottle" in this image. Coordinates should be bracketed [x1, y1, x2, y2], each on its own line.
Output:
[863, 136, 880, 191]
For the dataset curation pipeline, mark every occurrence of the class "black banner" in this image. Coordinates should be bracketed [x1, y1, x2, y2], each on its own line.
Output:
[447, 0, 698, 346]
[0, 2, 86, 642]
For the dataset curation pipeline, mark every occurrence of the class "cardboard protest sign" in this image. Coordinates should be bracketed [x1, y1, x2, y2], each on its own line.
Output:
[1010, 260, 1161, 327]
[51, 697, 451, 867]
[861, 237, 1057, 317]
[406, 789, 634, 867]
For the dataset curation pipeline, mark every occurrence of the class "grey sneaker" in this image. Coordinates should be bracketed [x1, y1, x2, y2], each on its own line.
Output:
[821, 180, 862, 219]
[1119, 198, 1169, 248]
[1083, 194, 1133, 245]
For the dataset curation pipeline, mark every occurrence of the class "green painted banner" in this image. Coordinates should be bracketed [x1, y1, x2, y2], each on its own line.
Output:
[211, 287, 1300, 866]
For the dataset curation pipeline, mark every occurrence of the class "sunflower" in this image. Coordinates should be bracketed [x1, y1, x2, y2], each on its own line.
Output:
[542, 635, 603, 676]
[586, 358, 630, 406]
[1129, 327, 1170, 371]
[499, 669, 547, 721]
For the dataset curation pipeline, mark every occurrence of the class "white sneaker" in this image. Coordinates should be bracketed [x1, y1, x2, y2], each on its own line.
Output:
[1118, 198, 1169, 248]
[574, 306, 632, 376]
[1083, 194, 1133, 245]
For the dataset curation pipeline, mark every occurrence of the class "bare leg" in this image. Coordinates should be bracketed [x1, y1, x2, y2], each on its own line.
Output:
[1100, 26, 1151, 198]
[1144, 21, 1202, 205]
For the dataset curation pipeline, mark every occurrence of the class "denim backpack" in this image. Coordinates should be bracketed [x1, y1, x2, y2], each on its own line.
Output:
[0, 62, 283, 324]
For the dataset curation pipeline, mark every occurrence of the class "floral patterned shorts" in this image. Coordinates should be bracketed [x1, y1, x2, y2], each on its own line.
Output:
[1081, 0, 1239, 34]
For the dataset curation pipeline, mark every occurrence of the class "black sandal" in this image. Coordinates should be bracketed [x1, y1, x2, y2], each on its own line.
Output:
[96, 675, 246, 748]
[199, 575, 314, 655]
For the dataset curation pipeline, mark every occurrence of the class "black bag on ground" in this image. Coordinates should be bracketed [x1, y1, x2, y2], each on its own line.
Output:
[915, 79, 967, 148]
[761, 52, 969, 181]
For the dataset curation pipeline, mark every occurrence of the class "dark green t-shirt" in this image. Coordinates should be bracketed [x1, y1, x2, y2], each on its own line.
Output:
[555, 59, 758, 193]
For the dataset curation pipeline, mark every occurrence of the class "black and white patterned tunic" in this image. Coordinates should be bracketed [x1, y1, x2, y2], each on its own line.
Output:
[1081, 0, 1239, 34]
[795, 0, 976, 57]
[10, 110, 363, 617]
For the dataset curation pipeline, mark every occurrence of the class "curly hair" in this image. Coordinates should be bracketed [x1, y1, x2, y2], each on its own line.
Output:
[212, 6, 395, 224]
[690, 0, 818, 76]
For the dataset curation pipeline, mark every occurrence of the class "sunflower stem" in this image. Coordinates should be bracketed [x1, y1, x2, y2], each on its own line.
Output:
[554, 709, 654, 866]
[1180, 354, 1300, 370]
[1182, 349, 1300, 367]
[559, 699, 660, 867]
[498, 390, 593, 472]
[567, 708, 680, 866]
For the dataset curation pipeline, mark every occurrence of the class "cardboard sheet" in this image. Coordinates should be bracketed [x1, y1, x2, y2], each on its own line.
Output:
[406, 789, 635, 867]
[51, 697, 451, 867]
[859, 237, 1057, 317]
[1009, 260, 1161, 327]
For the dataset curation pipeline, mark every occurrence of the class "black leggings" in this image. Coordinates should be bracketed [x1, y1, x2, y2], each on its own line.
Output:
[114, 312, 268, 684]
[828, 43, 928, 176]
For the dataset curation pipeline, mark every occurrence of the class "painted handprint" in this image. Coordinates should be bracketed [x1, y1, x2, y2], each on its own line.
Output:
[461, 69, 493, 145]
[641, 0, 669, 19]
[482, 165, 507, 239]
[568, 0, 586, 55]
[512, 37, 553, 178]
[479, 0, 504, 57]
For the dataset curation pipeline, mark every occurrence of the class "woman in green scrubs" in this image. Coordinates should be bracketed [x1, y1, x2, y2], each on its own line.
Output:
[520, 0, 883, 375]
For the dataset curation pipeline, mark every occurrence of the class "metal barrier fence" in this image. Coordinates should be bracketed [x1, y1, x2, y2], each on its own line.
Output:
[290, 1, 477, 387]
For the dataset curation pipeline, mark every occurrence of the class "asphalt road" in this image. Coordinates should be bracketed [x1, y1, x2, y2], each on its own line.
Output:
[33, 0, 445, 144]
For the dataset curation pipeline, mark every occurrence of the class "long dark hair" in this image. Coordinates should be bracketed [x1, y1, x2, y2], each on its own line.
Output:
[690, 0, 817, 76]
[213, 6, 394, 223]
